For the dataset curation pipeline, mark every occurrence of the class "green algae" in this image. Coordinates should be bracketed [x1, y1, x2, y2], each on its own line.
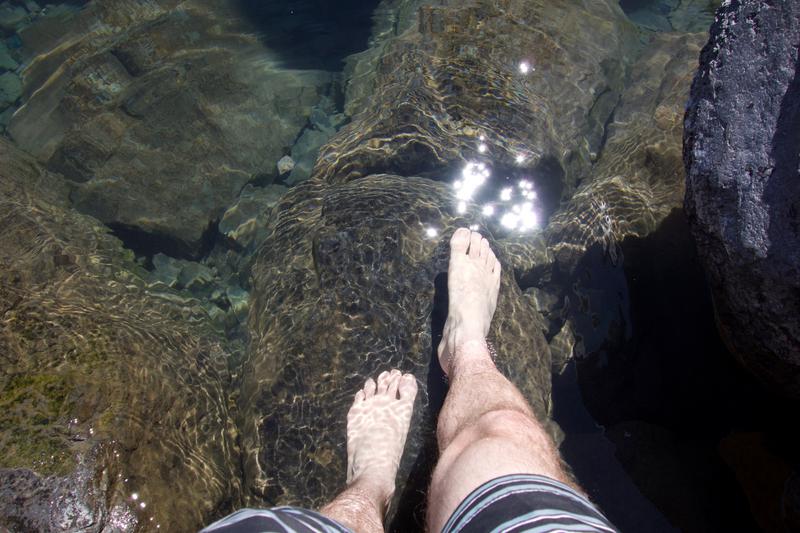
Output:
[0, 373, 75, 476]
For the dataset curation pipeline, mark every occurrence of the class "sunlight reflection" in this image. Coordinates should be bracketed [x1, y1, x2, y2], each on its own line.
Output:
[448, 161, 541, 233]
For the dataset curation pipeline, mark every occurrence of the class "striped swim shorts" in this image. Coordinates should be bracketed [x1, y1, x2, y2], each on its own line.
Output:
[199, 507, 350, 533]
[441, 474, 618, 532]
[200, 474, 617, 533]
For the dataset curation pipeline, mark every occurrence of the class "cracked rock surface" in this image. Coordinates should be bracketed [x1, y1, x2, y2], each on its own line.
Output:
[684, 0, 800, 399]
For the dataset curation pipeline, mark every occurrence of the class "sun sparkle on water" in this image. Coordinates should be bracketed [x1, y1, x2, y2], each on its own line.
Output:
[451, 159, 541, 233]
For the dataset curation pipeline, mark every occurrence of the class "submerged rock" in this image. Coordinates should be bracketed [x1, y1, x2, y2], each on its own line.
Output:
[286, 100, 343, 186]
[546, 32, 705, 276]
[668, 0, 721, 33]
[0, 71, 21, 109]
[219, 184, 287, 250]
[7, 0, 332, 256]
[314, 0, 637, 200]
[509, 31, 705, 381]
[619, 0, 721, 33]
[240, 175, 552, 522]
[0, 41, 18, 71]
[0, 140, 240, 531]
[684, 0, 800, 399]
[286, 127, 334, 186]
[0, 104, 14, 131]
[277, 155, 295, 176]
[0, 4, 28, 33]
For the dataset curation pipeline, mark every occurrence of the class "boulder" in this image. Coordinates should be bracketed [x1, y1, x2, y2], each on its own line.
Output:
[314, 0, 638, 202]
[684, 0, 800, 398]
[0, 140, 240, 532]
[7, 0, 332, 256]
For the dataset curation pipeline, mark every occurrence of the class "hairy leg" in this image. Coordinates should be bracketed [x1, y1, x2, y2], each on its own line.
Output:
[427, 229, 578, 532]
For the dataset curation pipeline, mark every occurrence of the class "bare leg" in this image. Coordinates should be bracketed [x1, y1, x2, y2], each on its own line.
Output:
[427, 228, 579, 532]
[320, 369, 418, 533]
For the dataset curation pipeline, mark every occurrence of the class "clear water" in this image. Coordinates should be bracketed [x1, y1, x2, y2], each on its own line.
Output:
[0, 0, 795, 532]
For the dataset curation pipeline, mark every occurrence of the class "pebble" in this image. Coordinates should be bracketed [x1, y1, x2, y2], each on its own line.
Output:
[277, 155, 295, 175]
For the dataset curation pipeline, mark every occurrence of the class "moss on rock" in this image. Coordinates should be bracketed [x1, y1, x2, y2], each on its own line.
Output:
[0, 373, 75, 476]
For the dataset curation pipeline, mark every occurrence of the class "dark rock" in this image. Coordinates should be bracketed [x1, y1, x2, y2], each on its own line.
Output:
[0, 139, 240, 532]
[240, 175, 552, 520]
[7, 0, 332, 255]
[0, 463, 103, 532]
[606, 420, 754, 532]
[0, 104, 14, 131]
[0, 4, 28, 33]
[0, 41, 18, 70]
[684, 0, 800, 398]
[0, 71, 21, 109]
[719, 432, 800, 533]
[559, 208, 784, 533]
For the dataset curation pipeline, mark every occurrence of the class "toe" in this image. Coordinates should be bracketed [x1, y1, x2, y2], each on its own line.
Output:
[480, 238, 492, 265]
[398, 374, 418, 400]
[363, 378, 377, 398]
[493, 258, 502, 276]
[376, 371, 391, 394]
[450, 227, 471, 254]
[353, 390, 365, 404]
[387, 370, 401, 398]
[469, 231, 483, 257]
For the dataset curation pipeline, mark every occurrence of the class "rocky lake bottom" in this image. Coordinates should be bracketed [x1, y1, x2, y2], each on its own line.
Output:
[1, 0, 798, 531]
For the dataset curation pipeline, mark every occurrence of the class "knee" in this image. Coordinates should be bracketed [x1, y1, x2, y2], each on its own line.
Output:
[437, 408, 552, 462]
[474, 409, 545, 443]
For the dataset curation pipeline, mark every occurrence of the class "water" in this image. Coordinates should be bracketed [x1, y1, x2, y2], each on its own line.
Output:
[0, 0, 796, 532]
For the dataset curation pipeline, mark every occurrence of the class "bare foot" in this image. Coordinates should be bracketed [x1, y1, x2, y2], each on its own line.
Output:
[346, 369, 418, 507]
[437, 228, 501, 375]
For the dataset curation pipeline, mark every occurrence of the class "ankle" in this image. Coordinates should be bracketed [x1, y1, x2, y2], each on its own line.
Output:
[321, 480, 387, 533]
[347, 474, 394, 513]
[449, 340, 496, 377]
